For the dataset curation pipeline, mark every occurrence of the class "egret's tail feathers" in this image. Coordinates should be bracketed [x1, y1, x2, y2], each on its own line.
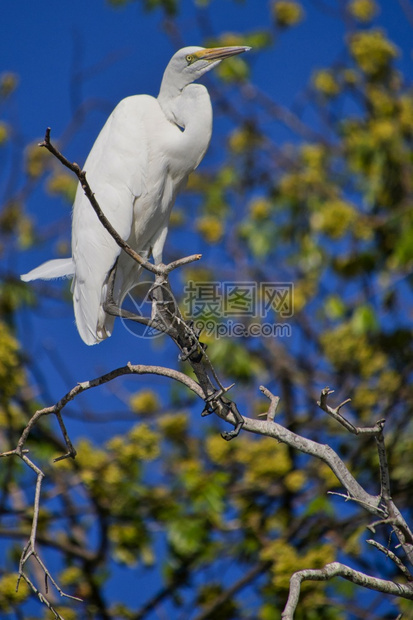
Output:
[72, 273, 116, 346]
[21, 258, 75, 282]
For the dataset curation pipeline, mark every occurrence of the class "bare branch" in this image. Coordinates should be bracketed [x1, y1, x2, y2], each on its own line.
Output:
[38, 128, 241, 438]
[317, 388, 413, 565]
[384, 501, 413, 568]
[7, 363, 204, 459]
[236, 413, 382, 515]
[15, 126, 412, 620]
[191, 561, 270, 620]
[282, 562, 413, 619]
[19, 573, 65, 620]
[39, 127, 154, 273]
[374, 426, 392, 502]
[1, 451, 82, 614]
[258, 385, 280, 421]
[1, 361, 208, 610]
[366, 539, 413, 581]
[367, 424, 413, 564]
[317, 386, 385, 436]
[398, 0, 413, 28]
[327, 490, 386, 514]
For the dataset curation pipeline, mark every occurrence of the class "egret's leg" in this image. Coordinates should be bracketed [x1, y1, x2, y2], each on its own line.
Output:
[103, 263, 147, 323]
[149, 225, 169, 318]
[103, 262, 172, 337]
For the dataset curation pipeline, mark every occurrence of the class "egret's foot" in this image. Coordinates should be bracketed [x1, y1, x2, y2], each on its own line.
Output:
[202, 389, 244, 439]
[201, 403, 215, 417]
[178, 321, 207, 363]
[220, 401, 244, 441]
[148, 283, 176, 320]
[201, 388, 223, 417]
[179, 341, 206, 363]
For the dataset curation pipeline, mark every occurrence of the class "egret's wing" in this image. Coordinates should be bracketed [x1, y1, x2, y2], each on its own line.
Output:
[71, 95, 154, 345]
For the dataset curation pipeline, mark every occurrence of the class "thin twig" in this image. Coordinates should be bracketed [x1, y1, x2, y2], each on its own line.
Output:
[366, 539, 413, 581]
[398, 0, 413, 28]
[327, 490, 387, 515]
[2, 363, 206, 610]
[192, 561, 271, 620]
[9, 452, 82, 614]
[19, 573, 65, 620]
[317, 387, 384, 435]
[258, 385, 280, 421]
[374, 426, 391, 502]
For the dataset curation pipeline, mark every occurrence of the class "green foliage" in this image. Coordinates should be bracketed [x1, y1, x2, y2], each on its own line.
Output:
[262, 539, 335, 589]
[25, 141, 53, 178]
[0, 121, 9, 145]
[0, 574, 30, 612]
[142, 0, 178, 15]
[313, 69, 341, 97]
[129, 388, 160, 414]
[207, 337, 266, 381]
[239, 199, 278, 257]
[349, 29, 398, 78]
[3, 2, 413, 619]
[0, 321, 24, 400]
[348, 0, 378, 23]
[216, 55, 250, 84]
[197, 583, 238, 618]
[0, 72, 19, 98]
[196, 214, 224, 243]
[47, 172, 77, 203]
[311, 199, 358, 239]
[0, 278, 36, 320]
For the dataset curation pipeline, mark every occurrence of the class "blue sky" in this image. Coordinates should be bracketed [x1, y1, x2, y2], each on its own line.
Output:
[2, 0, 412, 435]
[1, 2, 413, 614]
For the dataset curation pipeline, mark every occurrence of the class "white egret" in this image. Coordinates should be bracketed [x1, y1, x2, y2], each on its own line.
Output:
[22, 45, 250, 345]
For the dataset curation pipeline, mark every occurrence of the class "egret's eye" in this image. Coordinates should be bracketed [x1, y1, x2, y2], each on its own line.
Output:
[186, 54, 194, 65]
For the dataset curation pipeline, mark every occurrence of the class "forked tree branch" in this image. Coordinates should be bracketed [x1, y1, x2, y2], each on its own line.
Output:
[366, 539, 413, 582]
[0, 363, 206, 616]
[282, 562, 413, 620]
[7, 370, 413, 616]
[8, 129, 413, 618]
[317, 388, 413, 565]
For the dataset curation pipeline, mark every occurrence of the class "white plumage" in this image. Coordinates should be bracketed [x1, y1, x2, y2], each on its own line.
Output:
[21, 45, 250, 345]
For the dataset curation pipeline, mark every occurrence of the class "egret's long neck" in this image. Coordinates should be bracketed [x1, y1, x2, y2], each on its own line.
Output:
[157, 70, 182, 120]
[158, 83, 213, 170]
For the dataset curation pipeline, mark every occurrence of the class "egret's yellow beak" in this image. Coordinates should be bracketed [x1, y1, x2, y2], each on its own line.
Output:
[194, 46, 251, 62]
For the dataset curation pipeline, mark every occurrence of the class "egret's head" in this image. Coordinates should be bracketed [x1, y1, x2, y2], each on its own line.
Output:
[161, 45, 251, 91]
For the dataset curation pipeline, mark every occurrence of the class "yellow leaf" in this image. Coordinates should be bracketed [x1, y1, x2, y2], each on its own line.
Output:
[272, 1, 304, 27]
[129, 388, 160, 414]
[196, 215, 224, 244]
[348, 0, 378, 22]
